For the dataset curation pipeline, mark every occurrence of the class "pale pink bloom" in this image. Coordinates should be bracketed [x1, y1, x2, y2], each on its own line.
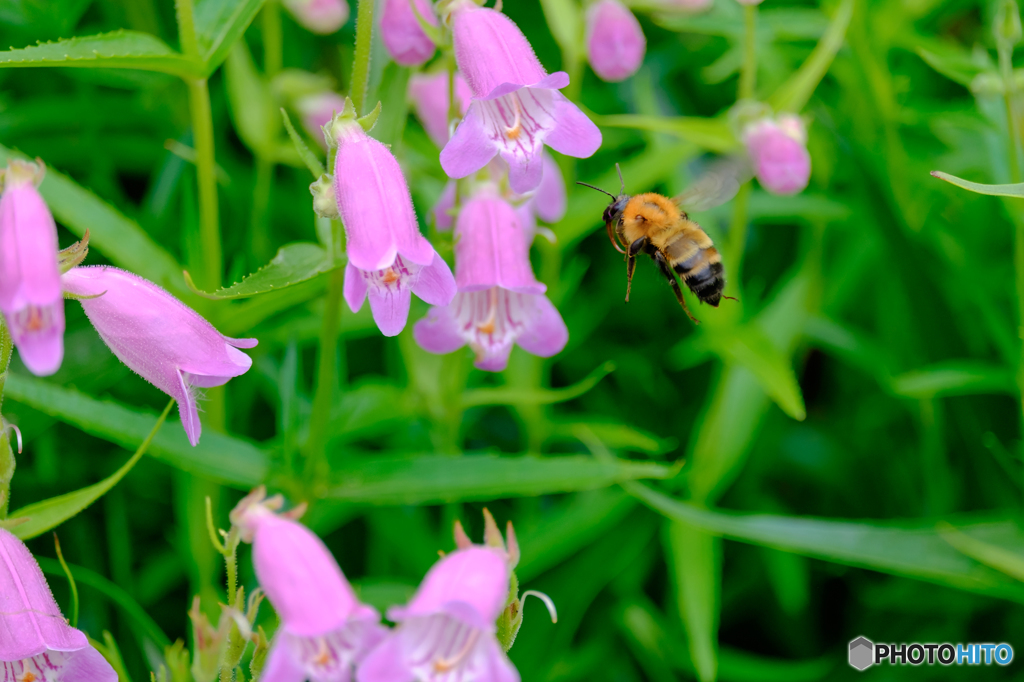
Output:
[414, 188, 567, 371]
[0, 528, 117, 682]
[585, 0, 646, 82]
[333, 122, 457, 336]
[0, 160, 64, 376]
[381, 0, 438, 66]
[408, 71, 472, 147]
[441, 2, 601, 193]
[283, 0, 350, 33]
[357, 547, 517, 682]
[743, 114, 811, 195]
[61, 266, 257, 447]
[232, 490, 386, 682]
[297, 92, 349, 149]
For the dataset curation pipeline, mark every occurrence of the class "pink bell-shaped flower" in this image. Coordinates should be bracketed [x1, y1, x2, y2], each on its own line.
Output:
[743, 114, 811, 196]
[357, 546, 517, 682]
[414, 186, 568, 371]
[0, 528, 118, 682]
[60, 266, 257, 447]
[330, 119, 457, 336]
[0, 159, 65, 377]
[283, 0, 350, 34]
[231, 488, 387, 682]
[585, 0, 646, 82]
[440, 1, 602, 193]
[381, 0, 438, 66]
[408, 71, 472, 147]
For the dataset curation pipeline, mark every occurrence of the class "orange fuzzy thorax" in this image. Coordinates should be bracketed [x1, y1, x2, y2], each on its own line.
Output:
[619, 192, 682, 245]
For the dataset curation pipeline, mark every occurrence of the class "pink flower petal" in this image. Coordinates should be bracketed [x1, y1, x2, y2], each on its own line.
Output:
[534, 152, 567, 223]
[409, 73, 472, 147]
[413, 305, 466, 355]
[283, 0, 349, 33]
[585, 0, 646, 82]
[454, 194, 545, 294]
[516, 294, 568, 357]
[344, 261, 368, 313]
[409, 252, 457, 306]
[439, 105, 498, 181]
[355, 631, 409, 682]
[381, 0, 437, 66]
[5, 301, 64, 377]
[367, 285, 412, 337]
[451, 6, 547, 98]
[432, 180, 457, 231]
[545, 94, 603, 159]
[260, 639, 307, 682]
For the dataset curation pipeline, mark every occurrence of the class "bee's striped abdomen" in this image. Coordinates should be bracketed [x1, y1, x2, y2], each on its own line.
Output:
[669, 240, 725, 307]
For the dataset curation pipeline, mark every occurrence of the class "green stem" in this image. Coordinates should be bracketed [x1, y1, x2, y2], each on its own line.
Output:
[739, 4, 758, 100]
[727, 183, 751, 293]
[305, 266, 345, 485]
[1000, 45, 1022, 184]
[350, 0, 375, 116]
[175, 0, 200, 57]
[0, 319, 13, 519]
[251, 155, 275, 263]
[187, 78, 223, 289]
[263, 0, 283, 77]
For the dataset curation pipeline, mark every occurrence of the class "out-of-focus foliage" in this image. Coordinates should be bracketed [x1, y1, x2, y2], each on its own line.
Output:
[3, 0, 1024, 680]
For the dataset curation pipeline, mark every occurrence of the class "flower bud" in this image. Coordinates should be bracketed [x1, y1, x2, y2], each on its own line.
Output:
[0, 159, 65, 376]
[310, 174, 340, 219]
[408, 71, 472, 147]
[743, 114, 811, 196]
[61, 266, 257, 446]
[585, 0, 646, 82]
[283, 0, 350, 34]
[295, 91, 348, 149]
[381, 0, 438, 66]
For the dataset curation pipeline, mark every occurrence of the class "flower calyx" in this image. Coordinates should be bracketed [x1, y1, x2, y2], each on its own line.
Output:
[0, 157, 45, 191]
[310, 174, 340, 219]
[58, 229, 90, 274]
[323, 98, 382, 148]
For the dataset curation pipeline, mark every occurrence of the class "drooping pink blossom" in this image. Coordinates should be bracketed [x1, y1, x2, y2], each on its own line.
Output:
[296, 92, 349, 150]
[440, 2, 602, 193]
[0, 159, 64, 376]
[585, 0, 646, 82]
[0, 528, 118, 682]
[60, 266, 257, 447]
[331, 120, 457, 336]
[381, 0, 438, 66]
[408, 71, 473, 147]
[415, 187, 568, 371]
[231, 489, 386, 682]
[743, 114, 811, 195]
[283, 0, 350, 34]
[357, 546, 517, 682]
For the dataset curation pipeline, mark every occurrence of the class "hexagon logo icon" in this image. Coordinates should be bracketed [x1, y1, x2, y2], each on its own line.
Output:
[849, 636, 874, 671]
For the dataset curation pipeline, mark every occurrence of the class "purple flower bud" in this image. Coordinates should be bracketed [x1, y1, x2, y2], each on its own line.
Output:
[743, 114, 811, 196]
[440, 2, 602, 194]
[232, 490, 386, 682]
[408, 71, 472, 147]
[381, 0, 438, 66]
[357, 547, 517, 682]
[296, 92, 349, 150]
[283, 0, 350, 34]
[585, 0, 646, 82]
[61, 266, 257, 446]
[0, 160, 64, 376]
[0, 528, 117, 682]
[332, 121, 457, 337]
[414, 188, 568, 371]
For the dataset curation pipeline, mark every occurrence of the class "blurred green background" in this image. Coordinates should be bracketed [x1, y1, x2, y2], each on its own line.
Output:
[3, 0, 1024, 680]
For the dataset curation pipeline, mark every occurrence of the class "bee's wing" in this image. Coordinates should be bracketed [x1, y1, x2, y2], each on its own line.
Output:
[673, 155, 754, 214]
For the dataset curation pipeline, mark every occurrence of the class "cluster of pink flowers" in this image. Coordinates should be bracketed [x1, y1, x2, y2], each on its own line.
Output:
[324, 1, 603, 370]
[230, 488, 539, 682]
[0, 159, 256, 446]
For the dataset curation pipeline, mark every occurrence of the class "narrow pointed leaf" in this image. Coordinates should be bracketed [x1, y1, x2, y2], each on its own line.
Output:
[768, 0, 854, 112]
[194, 0, 267, 73]
[715, 326, 806, 420]
[890, 361, 1015, 398]
[185, 242, 339, 299]
[931, 170, 1024, 197]
[461, 362, 615, 408]
[592, 115, 737, 153]
[666, 521, 719, 682]
[0, 31, 201, 77]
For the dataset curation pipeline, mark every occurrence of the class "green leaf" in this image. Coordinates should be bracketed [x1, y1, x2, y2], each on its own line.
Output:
[9, 401, 172, 540]
[940, 522, 1024, 583]
[931, 170, 1024, 197]
[281, 108, 325, 178]
[714, 326, 806, 420]
[627, 482, 1024, 601]
[0, 145, 188, 296]
[194, 0, 266, 74]
[539, 0, 583, 69]
[768, 0, 854, 112]
[889, 361, 1016, 398]
[916, 46, 988, 88]
[461, 362, 615, 408]
[0, 30, 201, 77]
[666, 521, 720, 682]
[3, 374, 268, 487]
[591, 114, 737, 153]
[327, 454, 674, 505]
[549, 420, 677, 454]
[185, 242, 339, 299]
[224, 40, 277, 155]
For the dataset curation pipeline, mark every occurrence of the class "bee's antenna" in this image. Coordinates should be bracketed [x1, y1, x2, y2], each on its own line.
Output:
[615, 163, 625, 194]
[576, 181, 616, 199]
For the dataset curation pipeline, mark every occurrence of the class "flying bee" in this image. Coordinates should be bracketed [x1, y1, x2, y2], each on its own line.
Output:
[579, 160, 749, 324]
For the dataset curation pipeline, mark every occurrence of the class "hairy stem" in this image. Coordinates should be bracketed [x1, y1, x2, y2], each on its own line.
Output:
[305, 266, 345, 485]
[188, 78, 223, 289]
[350, 0, 375, 116]
[739, 5, 758, 100]
[175, 0, 199, 57]
[727, 182, 751, 293]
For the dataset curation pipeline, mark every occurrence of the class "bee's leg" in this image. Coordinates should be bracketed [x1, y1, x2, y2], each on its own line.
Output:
[626, 237, 647, 302]
[606, 221, 626, 254]
[654, 250, 700, 325]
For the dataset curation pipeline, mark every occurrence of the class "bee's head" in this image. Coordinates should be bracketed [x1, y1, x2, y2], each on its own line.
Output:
[603, 194, 630, 226]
